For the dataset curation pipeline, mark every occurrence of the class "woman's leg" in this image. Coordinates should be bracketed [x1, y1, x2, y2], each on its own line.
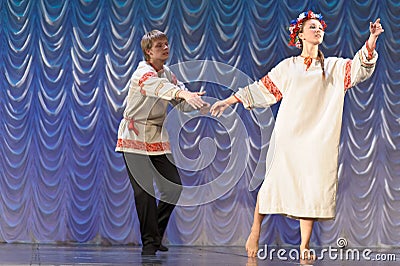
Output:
[299, 218, 315, 260]
[245, 195, 265, 258]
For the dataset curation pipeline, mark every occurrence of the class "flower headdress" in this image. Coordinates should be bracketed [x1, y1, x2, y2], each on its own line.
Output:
[288, 10, 327, 49]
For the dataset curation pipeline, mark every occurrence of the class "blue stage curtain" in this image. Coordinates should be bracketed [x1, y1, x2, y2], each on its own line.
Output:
[0, 0, 399, 248]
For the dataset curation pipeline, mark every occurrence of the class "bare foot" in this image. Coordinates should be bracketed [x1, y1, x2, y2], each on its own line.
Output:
[300, 246, 316, 264]
[246, 257, 258, 266]
[245, 230, 260, 258]
[300, 257, 316, 265]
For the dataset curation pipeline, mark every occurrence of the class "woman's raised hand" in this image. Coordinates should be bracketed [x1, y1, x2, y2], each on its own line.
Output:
[370, 18, 384, 38]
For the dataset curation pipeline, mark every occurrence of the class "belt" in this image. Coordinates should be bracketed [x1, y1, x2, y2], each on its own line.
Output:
[124, 117, 140, 136]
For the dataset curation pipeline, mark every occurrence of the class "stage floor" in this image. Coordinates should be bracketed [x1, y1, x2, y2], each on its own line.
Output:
[0, 243, 398, 265]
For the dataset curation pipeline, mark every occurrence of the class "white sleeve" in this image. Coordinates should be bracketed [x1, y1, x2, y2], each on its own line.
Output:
[348, 42, 378, 89]
[234, 61, 286, 109]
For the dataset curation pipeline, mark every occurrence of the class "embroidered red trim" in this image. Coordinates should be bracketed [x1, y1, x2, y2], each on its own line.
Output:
[233, 94, 242, 103]
[171, 73, 178, 85]
[117, 139, 170, 152]
[260, 75, 282, 101]
[344, 60, 352, 90]
[138, 72, 156, 87]
[365, 40, 375, 60]
[359, 52, 375, 68]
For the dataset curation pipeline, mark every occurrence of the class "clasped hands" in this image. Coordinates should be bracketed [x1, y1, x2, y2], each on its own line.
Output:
[179, 90, 230, 117]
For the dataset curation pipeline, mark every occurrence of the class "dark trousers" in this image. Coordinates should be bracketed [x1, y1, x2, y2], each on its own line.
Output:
[123, 153, 182, 248]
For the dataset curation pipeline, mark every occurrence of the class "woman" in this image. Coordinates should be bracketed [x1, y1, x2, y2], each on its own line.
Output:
[210, 11, 384, 259]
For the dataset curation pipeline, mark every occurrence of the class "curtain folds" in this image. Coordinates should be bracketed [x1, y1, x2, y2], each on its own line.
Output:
[0, 0, 399, 247]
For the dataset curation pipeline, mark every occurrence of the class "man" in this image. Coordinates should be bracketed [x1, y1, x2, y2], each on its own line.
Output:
[116, 30, 207, 255]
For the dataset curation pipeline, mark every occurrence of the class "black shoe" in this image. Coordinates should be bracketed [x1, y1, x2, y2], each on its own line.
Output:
[158, 244, 168, 252]
[141, 245, 157, 256]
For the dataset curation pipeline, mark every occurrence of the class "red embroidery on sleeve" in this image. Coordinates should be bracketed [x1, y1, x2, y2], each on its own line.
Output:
[138, 72, 156, 87]
[171, 73, 178, 85]
[344, 60, 352, 91]
[260, 75, 282, 101]
[233, 94, 242, 103]
[365, 40, 375, 60]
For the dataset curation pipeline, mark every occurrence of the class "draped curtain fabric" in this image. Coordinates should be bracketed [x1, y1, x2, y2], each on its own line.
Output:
[0, 0, 399, 247]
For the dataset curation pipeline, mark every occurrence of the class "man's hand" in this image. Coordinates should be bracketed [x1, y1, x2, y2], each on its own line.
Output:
[178, 91, 208, 109]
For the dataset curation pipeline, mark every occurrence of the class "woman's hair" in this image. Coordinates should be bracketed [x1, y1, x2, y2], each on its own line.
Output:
[141, 30, 168, 61]
[299, 21, 326, 78]
[317, 50, 325, 78]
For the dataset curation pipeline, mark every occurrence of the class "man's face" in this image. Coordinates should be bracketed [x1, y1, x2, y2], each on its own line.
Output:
[146, 38, 169, 61]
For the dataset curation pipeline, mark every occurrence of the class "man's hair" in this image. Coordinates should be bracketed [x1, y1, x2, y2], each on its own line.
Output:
[141, 30, 168, 61]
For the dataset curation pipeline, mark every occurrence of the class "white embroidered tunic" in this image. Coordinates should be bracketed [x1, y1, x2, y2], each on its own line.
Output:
[116, 61, 192, 155]
[235, 44, 377, 219]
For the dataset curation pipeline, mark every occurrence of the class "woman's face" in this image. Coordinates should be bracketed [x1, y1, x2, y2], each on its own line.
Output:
[299, 19, 325, 46]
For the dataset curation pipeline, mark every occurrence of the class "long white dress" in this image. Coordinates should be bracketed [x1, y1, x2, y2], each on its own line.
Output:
[234, 44, 377, 219]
